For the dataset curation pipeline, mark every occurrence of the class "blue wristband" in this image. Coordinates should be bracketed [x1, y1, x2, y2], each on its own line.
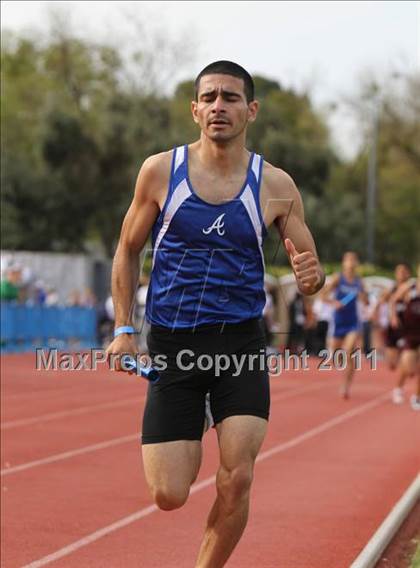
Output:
[114, 326, 136, 338]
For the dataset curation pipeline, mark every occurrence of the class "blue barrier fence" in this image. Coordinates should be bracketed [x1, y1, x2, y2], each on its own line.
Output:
[0, 303, 98, 353]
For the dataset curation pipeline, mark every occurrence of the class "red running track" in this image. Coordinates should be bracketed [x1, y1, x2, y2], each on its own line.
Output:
[1, 353, 419, 568]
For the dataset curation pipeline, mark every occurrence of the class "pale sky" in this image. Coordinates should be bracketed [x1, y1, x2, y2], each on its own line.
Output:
[2, 1, 419, 157]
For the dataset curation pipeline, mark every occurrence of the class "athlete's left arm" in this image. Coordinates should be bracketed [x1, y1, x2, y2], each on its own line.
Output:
[390, 280, 412, 305]
[271, 172, 325, 296]
[358, 282, 370, 305]
[388, 281, 412, 328]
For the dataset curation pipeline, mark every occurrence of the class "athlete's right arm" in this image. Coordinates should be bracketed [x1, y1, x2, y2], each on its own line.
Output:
[371, 286, 394, 321]
[389, 280, 412, 329]
[106, 154, 169, 369]
[321, 274, 342, 309]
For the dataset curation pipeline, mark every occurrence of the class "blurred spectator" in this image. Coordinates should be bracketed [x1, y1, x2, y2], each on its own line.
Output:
[34, 280, 47, 305]
[303, 299, 317, 355]
[82, 287, 97, 308]
[0, 263, 22, 301]
[359, 293, 376, 354]
[0, 266, 19, 301]
[67, 289, 83, 306]
[312, 297, 334, 354]
[18, 265, 35, 303]
[45, 287, 59, 306]
[287, 292, 309, 353]
[97, 294, 115, 348]
[263, 285, 275, 349]
[371, 299, 388, 359]
[0, 256, 9, 279]
[105, 294, 115, 321]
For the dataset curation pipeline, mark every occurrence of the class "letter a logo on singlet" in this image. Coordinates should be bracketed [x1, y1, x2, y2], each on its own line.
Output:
[202, 213, 226, 236]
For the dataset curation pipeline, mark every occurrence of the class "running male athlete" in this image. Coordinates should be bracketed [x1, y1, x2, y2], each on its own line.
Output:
[106, 61, 325, 567]
[323, 252, 368, 399]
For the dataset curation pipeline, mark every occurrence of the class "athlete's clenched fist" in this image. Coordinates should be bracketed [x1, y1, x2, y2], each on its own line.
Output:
[285, 238, 324, 295]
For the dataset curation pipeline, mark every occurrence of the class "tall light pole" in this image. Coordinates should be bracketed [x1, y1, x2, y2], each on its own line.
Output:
[366, 97, 380, 265]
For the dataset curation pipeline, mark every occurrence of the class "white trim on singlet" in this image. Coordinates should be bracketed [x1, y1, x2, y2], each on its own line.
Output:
[251, 154, 261, 182]
[240, 185, 265, 270]
[173, 145, 185, 174]
[152, 178, 191, 268]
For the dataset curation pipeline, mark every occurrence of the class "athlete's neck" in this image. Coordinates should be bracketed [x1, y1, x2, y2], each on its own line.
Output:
[191, 137, 249, 176]
[343, 269, 356, 280]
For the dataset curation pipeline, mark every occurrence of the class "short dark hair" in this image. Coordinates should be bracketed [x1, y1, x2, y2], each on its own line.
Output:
[194, 60, 255, 103]
[396, 262, 411, 272]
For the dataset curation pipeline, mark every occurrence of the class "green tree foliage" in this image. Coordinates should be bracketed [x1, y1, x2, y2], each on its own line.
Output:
[336, 72, 420, 266]
[170, 80, 199, 145]
[375, 75, 420, 266]
[1, 27, 418, 267]
[249, 77, 333, 196]
[1, 30, 170, 255]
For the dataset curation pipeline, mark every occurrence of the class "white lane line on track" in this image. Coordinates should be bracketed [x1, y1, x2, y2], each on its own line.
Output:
[1, 435, 140, 477]
[256, 391, 390, 462]
[20, 391, 390, 568]
[1, 378, 320, 430]
[0, 382, 306, 431]
[270, 381, 329, 403]
[1, 397, 145, 430]
[1, 382, 329, 476]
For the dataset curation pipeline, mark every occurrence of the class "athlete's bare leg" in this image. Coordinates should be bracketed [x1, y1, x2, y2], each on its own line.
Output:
[329, 337, 343, 355]
[386, 347, 400, 371]
[142, 440, 202, 510]
[413, 352, 420, 409]
[330, 332, 359, 398]
[341, 331, 360, 398]
[409, 349, 420, 409]
[195, 415, 267, 568]
[397, 349, 416, 389]
[394, 348, 420, 408]
[393, 348, 416, 404]
[330, 337, 346, 397]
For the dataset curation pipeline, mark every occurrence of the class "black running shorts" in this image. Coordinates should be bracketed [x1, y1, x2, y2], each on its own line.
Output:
[141, 318, 270, 444]
[385, 325, 403, 349]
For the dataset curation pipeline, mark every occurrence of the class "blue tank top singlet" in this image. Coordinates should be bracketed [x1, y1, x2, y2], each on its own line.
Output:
[334, 273, 362, 328]
[145, 145, 267, 329]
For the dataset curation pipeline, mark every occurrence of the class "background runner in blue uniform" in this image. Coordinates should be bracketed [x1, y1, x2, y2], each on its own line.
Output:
[323, 252, 368, 399]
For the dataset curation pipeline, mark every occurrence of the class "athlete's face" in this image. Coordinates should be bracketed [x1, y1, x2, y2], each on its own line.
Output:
[395, 264, 411, 283]
[191, 74, 258, 142]
[342, 252, 359, 271]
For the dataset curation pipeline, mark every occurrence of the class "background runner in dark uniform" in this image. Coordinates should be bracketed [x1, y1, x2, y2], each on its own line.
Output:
[390, 267, 420, 410]
[373, 263, 411, 372]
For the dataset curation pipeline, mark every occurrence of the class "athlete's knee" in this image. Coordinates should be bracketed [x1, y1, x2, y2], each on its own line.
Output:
[152, 486, 189, 511]
[217, 464, 254, 510]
